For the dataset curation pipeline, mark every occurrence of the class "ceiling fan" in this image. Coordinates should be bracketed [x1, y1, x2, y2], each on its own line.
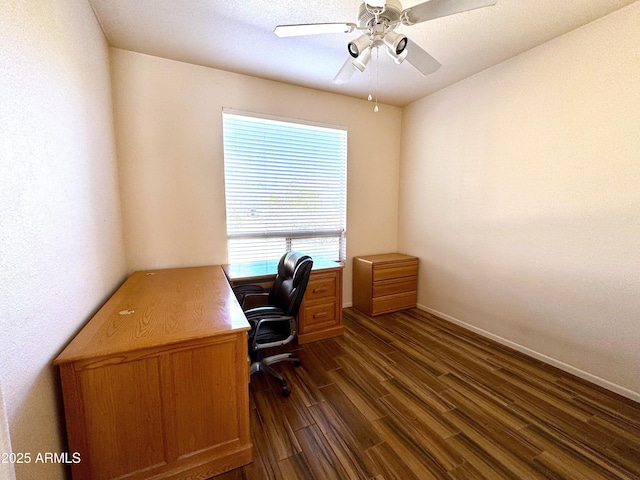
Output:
[274, 0, 498, 85]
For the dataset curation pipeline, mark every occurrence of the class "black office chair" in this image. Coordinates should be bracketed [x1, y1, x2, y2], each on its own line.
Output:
[240, 251, 313, 396]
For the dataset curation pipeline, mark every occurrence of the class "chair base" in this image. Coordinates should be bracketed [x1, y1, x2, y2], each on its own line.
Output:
[250, 353, 301, 397]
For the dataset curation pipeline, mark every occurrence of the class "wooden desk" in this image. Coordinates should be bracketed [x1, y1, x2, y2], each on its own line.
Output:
[223, 257, 344, 344]
[55, 266, 252, 480]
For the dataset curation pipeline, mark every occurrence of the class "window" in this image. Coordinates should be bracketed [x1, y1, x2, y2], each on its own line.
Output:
[222, 110, 347, 263]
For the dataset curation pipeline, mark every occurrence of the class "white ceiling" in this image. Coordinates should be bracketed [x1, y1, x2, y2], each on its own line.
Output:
[89, 0, 637, 106]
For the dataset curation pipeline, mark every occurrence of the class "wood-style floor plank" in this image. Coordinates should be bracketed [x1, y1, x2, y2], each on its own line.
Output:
[211, 308, 640, 480]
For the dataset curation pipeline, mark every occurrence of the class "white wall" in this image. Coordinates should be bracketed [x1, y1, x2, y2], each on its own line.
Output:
[0, 382, 15, 480]
[0, 1, 127, 478]
[110, 49, 403, 304]
[399, 3, 640, 400]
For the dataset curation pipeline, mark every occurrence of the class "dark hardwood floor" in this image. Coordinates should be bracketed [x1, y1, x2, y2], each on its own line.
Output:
[213, 307, 640, 480]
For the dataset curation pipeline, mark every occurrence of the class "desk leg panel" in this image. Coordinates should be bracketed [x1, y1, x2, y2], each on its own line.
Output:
[69, 357, 167, 480]
[169, 334, 250, 459]
[59, 362, 92, 480]
[61, 333, 252, 480]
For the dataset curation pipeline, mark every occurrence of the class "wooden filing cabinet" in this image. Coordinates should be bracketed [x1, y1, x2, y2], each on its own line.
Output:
[353, 253, 418, 316]
[298, 264, 344, 344]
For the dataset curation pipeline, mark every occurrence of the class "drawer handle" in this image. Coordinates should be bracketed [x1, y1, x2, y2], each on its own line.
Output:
[313, 312, 328, 319]
[313, 288, 328, 294]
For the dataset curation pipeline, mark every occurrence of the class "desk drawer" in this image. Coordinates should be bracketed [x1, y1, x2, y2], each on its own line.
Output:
[372, 260, 418, 281]
[300, 301, 338, 333]
[372, 291, 417, 315]
[305, 273, 337, 301]
[373, 276, 417, 298]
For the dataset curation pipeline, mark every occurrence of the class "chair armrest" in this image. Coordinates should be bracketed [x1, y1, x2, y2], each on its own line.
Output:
[244, 305, 285, 318]
[232, 284, 266, 309]
[241, 292, 270, 310]
[250, 315, 297, 351]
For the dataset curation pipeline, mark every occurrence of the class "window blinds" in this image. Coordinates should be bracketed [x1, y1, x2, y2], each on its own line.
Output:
[222, 110, 347, 263]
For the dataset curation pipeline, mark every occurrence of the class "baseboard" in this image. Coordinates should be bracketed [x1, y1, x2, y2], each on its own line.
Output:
[417, 304, 640, 403]
[343, 302, 353, 308]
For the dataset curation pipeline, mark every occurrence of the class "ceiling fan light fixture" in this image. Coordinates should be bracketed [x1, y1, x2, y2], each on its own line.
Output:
[383, 30, 408, 55]
[348, 34, 371, 58]
[274, 0, 498, 91]
[352, 46, 372, 72]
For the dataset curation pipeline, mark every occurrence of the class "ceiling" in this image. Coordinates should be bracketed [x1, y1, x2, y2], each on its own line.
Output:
[89, 0, 637, 107]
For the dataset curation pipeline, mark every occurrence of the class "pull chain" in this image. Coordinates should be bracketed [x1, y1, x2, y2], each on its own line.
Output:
[368, 55, 373, 102]
[374, 47, 379, 113]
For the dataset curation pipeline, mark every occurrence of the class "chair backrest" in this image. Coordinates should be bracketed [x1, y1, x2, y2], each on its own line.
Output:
[269, 251, 313, 317]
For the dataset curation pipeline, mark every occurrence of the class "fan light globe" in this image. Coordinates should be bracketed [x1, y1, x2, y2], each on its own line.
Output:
[348, 34, 371, 58]
[352, 46, 372, 72]
[383, 31, 408, 55]
[386, 45, 408, 64]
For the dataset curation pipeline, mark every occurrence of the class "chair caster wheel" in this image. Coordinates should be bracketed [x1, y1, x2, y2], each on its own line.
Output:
[282, 386, 291, 397]
[294, 359, 301, 367]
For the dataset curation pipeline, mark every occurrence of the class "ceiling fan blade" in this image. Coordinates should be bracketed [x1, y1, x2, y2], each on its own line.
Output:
[401, 0, 497, 25]
[274, 23, 356, 37]
[332, 57, 358, 84]
[405, 39, 441, 75]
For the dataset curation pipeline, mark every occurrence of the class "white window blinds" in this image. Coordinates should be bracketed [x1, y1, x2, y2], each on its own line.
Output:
[222, 110, 347, 263]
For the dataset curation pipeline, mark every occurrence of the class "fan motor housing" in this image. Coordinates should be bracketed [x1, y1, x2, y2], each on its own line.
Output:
[357, 0, 404, 29]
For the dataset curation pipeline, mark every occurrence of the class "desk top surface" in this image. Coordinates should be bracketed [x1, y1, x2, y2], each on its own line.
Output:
[222, 257, 343, 282]
[55, 265, 249, 364]
[354, 253, 418, 264]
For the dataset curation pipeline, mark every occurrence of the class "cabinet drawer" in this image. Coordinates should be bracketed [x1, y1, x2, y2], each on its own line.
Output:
[372, 276, 417, 298]
[300, 301, 338, 334]
[372, 261, 418, 281]
[372, 291, 417, 315]
[305, 274, 337, 301]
